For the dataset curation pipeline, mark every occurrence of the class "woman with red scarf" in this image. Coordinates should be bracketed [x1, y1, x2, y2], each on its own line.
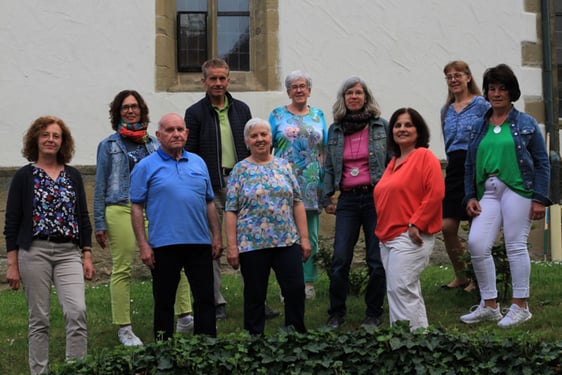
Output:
[93, 90, 193, 346]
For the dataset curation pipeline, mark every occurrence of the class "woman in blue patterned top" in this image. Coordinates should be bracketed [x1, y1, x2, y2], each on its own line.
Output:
[441, 61, 490, 291]
[225, 118, 311, 335]
[269, 70, 327, 299]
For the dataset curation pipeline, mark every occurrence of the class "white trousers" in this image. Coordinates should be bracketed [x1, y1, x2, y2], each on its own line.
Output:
[380, 232, 434, 330]
[467, 176, 532, 300]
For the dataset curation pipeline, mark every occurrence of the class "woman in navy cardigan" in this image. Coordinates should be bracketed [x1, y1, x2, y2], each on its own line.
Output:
[4, 115, 93, 375]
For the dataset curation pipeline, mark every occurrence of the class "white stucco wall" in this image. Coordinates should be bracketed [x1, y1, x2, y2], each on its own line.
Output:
[0, 0, 540, 167]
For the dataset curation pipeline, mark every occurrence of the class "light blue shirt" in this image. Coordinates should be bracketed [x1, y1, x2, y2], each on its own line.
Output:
[130, 148, 215, 248]
[442, 96, 490, 154]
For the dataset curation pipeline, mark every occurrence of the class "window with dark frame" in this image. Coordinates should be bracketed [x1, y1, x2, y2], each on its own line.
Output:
[177, 0, 250, 73]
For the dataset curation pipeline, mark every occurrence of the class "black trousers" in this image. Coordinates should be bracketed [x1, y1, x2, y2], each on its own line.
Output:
[151, 244, 216, 339]
[240, 244, 306, 335]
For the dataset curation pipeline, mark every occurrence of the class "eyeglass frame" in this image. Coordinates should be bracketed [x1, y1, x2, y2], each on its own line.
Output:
[444, 72, 466, 82]
[120, 104, 140, 112]
[290, 83, 308, 91]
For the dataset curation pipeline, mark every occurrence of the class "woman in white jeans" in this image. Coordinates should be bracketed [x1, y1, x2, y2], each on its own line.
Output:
[374, 107, 445, 330]
[461, 64, 551, 328]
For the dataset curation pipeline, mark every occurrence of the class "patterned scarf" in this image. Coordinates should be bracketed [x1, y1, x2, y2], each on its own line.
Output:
[341, 111, 370, 134]
[118, 120, 148, 144]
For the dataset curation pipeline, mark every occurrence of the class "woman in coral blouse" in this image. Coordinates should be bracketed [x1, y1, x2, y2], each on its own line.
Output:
[374, 107, 445, 330]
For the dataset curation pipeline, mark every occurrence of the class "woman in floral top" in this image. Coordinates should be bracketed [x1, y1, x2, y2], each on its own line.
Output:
[4, 116, 94, 375]
[225, 118, 311, 335]
[269, 70, 327, 300]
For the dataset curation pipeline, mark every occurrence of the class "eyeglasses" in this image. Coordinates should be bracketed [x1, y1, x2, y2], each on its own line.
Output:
[121, 104, 140, 112]
[290, 84, 308, 91]
[445, 73, 465, 82]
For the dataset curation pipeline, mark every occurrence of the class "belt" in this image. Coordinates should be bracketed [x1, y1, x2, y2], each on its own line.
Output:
[342, 184, 374, 194]
[222, 167, 232, 176]
[33, 235, 74, 244]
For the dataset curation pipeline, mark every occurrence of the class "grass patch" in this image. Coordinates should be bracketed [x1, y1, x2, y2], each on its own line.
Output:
[1, 262, 562, 374]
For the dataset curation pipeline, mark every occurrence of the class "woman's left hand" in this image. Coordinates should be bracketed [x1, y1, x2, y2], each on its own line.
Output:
[530, 201, 546, 220]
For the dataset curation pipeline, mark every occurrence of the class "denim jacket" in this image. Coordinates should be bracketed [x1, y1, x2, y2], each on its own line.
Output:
[464, 106, 552, 206]
[93, 133, 159, 231]
[323, 117, 389, 203]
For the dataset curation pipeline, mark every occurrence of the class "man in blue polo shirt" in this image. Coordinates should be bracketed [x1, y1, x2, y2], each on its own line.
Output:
[130, 113, 222, 339]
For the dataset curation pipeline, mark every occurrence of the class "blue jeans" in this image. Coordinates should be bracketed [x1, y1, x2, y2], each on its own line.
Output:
[328, 191, 386, 318]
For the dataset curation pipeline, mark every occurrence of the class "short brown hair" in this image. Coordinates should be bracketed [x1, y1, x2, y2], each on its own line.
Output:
[202, 58, 230, 78]
[22, 116, 75, 164]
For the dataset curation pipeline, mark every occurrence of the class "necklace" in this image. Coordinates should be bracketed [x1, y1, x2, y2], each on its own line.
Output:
[345, 129, 364, 177]
[493, 126, 501, 134]
[346, 129, 364, 158]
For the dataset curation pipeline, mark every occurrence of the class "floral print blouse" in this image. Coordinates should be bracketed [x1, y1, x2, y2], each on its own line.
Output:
[32, 167, 79, 239]
[269, 105, 327, 211]
[225, 157, 302, 253]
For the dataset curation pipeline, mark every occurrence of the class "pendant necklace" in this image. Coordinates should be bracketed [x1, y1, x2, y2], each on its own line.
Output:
[347, 129, 364, 177]
[493, 126, 501, 134]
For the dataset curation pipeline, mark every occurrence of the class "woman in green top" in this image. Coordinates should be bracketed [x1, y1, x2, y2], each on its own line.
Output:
[460, 64, 551, 328]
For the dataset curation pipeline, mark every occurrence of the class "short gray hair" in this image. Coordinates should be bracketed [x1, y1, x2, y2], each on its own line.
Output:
[243, 118, 271, 140]
[284, 70, 312, 91]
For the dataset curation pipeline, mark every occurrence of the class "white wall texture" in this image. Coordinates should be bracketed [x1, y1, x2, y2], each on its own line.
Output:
[0, 0, 540, 167]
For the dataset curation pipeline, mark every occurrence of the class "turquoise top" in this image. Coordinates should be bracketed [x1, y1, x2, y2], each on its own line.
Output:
[269, 105, 327, 210]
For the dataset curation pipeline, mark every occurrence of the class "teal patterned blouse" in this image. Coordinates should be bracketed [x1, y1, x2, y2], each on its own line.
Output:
[225, 157, 302, 253]
[269, 105, 327, 211]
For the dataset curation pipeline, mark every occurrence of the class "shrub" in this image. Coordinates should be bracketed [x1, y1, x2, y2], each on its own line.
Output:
[47, 323, 562, 375]
[315, 236, 369, 296]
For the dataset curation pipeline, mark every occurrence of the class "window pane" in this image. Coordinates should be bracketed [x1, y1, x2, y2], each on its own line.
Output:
[218, 0, 248, 12]
[217, 16, 250, 71]
[177, 0, 207, 12]
[177, 13, 208, 72]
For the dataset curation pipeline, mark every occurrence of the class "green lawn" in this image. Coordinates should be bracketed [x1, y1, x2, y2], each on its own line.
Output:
[1, 261, 561, 375]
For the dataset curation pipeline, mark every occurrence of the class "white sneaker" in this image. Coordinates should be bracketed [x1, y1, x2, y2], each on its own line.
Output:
[176, 314, 194, 334]
[460, 301, 502, 324]
[305, 285, 316, 300]
[118, 326, 143, 346]
[497, 304, 532, 328]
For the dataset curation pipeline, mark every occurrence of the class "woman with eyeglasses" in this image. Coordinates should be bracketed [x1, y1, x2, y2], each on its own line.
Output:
[323, 76, 390, 330]
[5, 116, 94, 375]
[94, 90, 193, 346]
[269, 70, 328, 300]
[440, 61, 490, 291]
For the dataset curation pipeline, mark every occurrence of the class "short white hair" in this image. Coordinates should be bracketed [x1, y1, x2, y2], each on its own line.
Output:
[243, 118, 271, 139]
